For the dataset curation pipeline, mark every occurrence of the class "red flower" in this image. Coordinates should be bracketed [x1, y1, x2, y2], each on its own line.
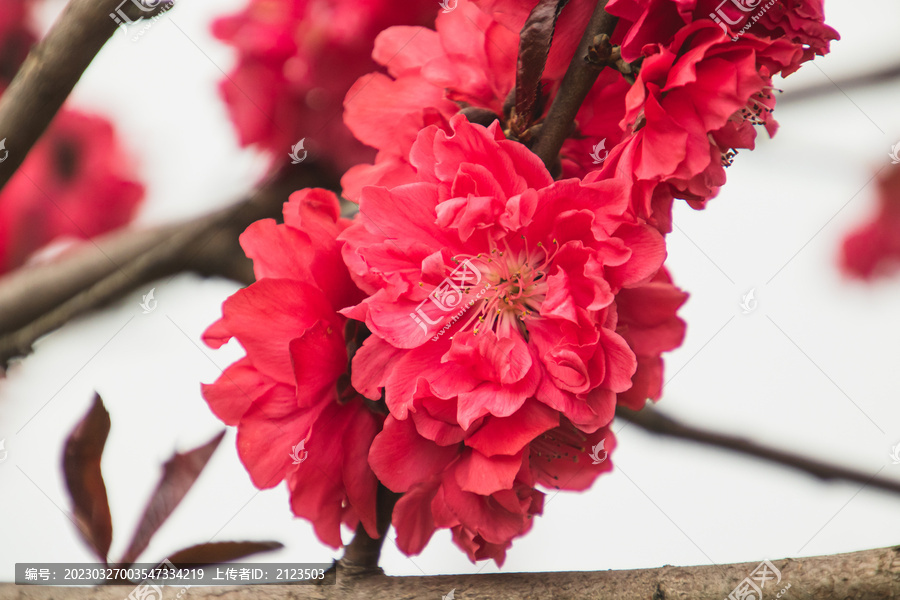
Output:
[615, 268, 688, 410]
[212, 0, 437, 172]
[341, 115, 666, 432]
[0, 110, 144, 274]
[341, 0, 630, 199]
[369, 402, 615, 564]
[586, 20, 800, 228]
[201, 188, 381, 548]
[606, 0, 838, 72]
[841, 165, 900, 279]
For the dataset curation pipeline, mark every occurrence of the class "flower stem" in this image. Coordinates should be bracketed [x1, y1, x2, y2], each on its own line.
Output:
[339, 484, 399, 572]
[532, 0, 618, 171]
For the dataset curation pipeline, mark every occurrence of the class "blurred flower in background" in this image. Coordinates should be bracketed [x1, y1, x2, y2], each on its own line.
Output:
[211, 0, 439, 173]
[841, 164, 900, 279]
[0, 0, 145, 275]
[0, 110, 146, 274]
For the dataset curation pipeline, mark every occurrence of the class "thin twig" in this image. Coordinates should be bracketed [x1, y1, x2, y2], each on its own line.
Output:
[617, 405, 900, 496]
[781, 62, 900, 103]
[0, 0, 173, 194]
[531, 0, 617, 170]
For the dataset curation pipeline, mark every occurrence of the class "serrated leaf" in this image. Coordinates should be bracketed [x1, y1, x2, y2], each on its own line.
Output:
[515, 0, 570, 128]
[118, 431, 225, 566]
[165, 541, 284, 567]
[63, 394, 113, 562]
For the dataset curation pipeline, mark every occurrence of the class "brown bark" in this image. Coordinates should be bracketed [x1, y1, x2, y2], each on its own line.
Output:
[4, 546, 900, 599]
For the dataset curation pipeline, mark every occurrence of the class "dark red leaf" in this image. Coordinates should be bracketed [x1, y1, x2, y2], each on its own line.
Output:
[63, 393, 113, 562]
[165, 541, 284, 567]
[515, 0, 570, 129]
[118, 431, 225, 566]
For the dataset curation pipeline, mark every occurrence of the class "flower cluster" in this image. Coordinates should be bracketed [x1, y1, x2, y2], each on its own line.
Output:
[341, 115, 685, 562]
[0, 2, 144, 275]
[204, 114, 686, 563]
[341, 0, 630, 199]
[344, 0, 836, 232]
[204, 0, 834, 565]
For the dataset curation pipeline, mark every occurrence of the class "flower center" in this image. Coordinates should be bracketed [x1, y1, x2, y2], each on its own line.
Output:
[740, 87, 776, 127]
[721, 86, 777, 167]
[451, 237, 560, 339]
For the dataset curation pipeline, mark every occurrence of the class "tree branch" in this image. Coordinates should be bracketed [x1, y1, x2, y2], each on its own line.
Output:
[0, 214, 246, 335]
[0, 0, 173, 194]
[6, 545, 900, 598]
[0, 163, 339, 370]
[617, 405, 900, 496]
[781, 62, 900, 104]
[531, 0, 617, 170]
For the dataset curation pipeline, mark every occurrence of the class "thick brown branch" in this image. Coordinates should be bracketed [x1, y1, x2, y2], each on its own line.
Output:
[5, 546, 900, 598]
[0, 0, 173, 194]
[617, 405, 900, 496]
[0, 164, 338, 370]
[531, 0, 617, 170]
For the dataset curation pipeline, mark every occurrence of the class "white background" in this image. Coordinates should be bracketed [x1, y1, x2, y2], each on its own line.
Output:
[1, 0, 900, 584]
